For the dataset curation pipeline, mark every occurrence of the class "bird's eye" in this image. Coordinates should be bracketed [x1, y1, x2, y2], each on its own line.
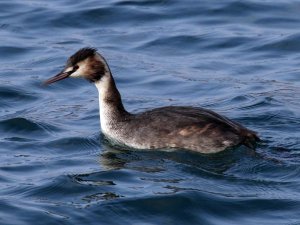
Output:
[73, 65, 79, 71]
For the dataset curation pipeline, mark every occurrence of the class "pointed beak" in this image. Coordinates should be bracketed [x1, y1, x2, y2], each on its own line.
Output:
[43, 71, 71, 85]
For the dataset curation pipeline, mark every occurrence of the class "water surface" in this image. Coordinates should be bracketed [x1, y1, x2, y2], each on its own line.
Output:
[0, 0, 300, 224]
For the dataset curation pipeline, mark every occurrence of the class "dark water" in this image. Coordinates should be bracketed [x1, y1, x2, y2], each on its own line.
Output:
[1, 0, 300, 224]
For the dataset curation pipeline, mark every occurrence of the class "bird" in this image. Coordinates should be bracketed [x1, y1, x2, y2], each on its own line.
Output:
[44, 47, 260, 154]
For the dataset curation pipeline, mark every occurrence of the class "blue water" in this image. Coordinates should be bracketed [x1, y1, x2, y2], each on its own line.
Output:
[1, 0, 300, 224]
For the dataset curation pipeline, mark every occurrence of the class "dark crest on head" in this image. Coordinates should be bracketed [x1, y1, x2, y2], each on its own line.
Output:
[67, 47, 97, 66]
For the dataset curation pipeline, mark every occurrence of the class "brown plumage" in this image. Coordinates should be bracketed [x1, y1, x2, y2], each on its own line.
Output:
[114, 106, 260, 153]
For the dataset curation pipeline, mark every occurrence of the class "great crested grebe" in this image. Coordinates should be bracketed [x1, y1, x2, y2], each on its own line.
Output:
[44, 48, 259, 154]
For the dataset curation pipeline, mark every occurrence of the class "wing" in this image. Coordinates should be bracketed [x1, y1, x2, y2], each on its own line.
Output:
[131, 106, 258, 151]
[135, 106, 243, 132]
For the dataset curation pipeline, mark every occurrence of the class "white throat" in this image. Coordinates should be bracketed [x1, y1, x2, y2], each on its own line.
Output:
[95, 76, 114, 136]
[95, 75, 111, 99]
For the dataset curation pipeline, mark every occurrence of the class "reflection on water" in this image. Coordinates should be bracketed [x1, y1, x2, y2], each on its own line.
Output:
[99, 142, 241, 173]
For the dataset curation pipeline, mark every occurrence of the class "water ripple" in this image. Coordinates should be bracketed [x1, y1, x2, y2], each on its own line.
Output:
[1, 0, 300, 224]
[0, 117, 59, 137]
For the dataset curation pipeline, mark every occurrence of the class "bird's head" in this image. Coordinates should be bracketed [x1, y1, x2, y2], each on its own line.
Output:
[44, 48, 110, 85]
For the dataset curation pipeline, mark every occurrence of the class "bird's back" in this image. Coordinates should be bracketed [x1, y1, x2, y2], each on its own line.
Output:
[114, 106, 259, 153]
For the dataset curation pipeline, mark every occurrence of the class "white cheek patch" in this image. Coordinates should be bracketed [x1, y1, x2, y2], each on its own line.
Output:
[69, 69, 83, 78]
[69, 59, 89, 78]
[64, 66, 82, 78]
[65, 67, 73, 73]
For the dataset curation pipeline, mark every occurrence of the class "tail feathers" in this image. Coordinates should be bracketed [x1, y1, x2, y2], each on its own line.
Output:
[241, 130, 260, 150]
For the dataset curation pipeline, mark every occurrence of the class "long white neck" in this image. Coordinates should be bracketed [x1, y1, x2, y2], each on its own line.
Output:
[95, 74, 128, 135]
